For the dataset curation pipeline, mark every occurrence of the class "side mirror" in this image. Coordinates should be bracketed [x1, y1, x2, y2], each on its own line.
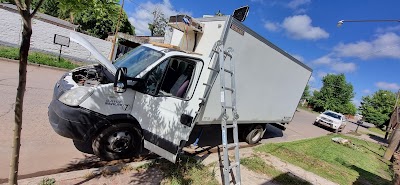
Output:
[114, 67, 127, 93]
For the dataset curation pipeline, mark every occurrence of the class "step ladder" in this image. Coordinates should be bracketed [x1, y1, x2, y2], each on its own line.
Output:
[204, 41, 241, 185]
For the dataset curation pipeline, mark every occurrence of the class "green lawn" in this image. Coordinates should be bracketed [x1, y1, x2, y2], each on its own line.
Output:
[368, 127, 386, 136]
[0, 45, 81, 69]
[297, 105, 320, 115]
[255, 135, 392, 185]
[242, 156, 311, 185]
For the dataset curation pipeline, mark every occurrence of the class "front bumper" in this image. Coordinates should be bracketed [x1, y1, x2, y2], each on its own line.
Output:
[48, 99, 106, 141]
[316, 119, 339, 129]
[48, 75, 107, 141]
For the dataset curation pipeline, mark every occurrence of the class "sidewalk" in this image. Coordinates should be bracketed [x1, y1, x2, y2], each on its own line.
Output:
[4, 147, 339, 185]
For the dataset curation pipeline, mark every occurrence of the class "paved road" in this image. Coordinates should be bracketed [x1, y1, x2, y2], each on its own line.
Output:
[0, 60, 84, 179]
[0, 59, 371, 180]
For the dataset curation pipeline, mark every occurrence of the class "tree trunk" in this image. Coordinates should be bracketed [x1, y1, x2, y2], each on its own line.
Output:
[9, 11, 32, 185]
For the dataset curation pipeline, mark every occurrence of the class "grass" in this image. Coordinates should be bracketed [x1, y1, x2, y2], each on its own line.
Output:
[255, 134, 392, 185]
[145, 155, 218, 185]
[297, 105, 320, 115]
[38, 177, 56, 185]
[368, 127, 386, 136]
[0, 45, 81, 69]
[242, 156, 311, 185]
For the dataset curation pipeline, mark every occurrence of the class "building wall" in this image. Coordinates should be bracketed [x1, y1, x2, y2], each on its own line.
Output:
[0, 8, 112, 63]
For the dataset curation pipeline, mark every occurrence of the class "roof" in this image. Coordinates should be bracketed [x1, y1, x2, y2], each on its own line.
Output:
[0, 3, 78, 30]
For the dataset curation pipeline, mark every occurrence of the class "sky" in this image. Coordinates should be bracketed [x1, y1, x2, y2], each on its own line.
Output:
[123, 0, 400, 106]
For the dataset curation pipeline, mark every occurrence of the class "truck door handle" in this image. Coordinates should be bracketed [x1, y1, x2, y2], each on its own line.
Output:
[180, 114, 193, 127]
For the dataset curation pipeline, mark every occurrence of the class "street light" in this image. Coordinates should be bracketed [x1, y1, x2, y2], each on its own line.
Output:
[337, 19, 400, 27]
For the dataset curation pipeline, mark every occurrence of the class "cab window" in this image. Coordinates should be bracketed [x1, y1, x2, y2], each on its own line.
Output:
[141, 57, 200, 100]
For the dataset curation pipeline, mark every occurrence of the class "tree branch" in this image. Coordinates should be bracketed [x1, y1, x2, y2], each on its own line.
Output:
[30, 0, 45, 18]
[13, 0, 24, 10]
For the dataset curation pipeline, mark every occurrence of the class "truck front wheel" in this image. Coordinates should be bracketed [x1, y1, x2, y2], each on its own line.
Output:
[243, 124, 265, 144]
[92, 123, 142, 161]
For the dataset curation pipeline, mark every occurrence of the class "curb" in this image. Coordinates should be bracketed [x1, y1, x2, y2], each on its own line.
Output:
[4, 160, 154, 185]
[0, 57, 70, 72]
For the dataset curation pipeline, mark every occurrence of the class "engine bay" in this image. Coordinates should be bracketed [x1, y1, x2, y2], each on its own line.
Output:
[72, 65, 112, 87]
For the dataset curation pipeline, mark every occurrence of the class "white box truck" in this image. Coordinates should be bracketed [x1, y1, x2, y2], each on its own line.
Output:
[48, 14, 312, 163]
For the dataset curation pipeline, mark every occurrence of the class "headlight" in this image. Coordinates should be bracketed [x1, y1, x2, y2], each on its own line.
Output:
[59, 87, 94, 106]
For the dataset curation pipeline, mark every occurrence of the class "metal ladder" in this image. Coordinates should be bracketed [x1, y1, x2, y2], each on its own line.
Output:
[216, 42, 241, 185]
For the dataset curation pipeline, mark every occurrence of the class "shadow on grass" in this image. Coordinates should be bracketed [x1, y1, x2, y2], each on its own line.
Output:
[350, 165, 392, 185]
[367, 133, 388, 144]
[270, 172, 311, 185]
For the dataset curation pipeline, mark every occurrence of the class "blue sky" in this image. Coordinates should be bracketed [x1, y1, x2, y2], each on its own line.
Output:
[124, 0, 400, 106]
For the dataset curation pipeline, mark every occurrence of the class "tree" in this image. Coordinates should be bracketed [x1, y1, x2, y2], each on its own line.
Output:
[359, 90, 396, 127]
[31, 0, 134, 39]
[309, 74, 356, 115]
[302, 84, 311, 101]
[9, 1, 45, 184]
[148, 8, 167, 36]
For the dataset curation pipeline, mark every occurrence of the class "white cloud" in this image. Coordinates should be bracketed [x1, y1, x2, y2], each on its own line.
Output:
[313, 55, 356, 73]
[309, 76, 315, 82]
[287, 0, 311, 9]
[264, 21, 280, 32]
[334, 32, 400, 59]
[128, 0, 190, 36]
[317, 71, 328, 78]
[282, 15, 329, 40]
[375, 82, 400, 90]
[376, 25, 400, 33]
[292, 54, 304, 62]
[352, 98, 361, 107]
[362, 89, 371, 94]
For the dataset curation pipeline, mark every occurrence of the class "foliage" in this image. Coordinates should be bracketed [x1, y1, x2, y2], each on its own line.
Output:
[148, 8, 168, 36]
[147, 155, 218, 185]
[309, 74, 356, 115]
[302, 84, 311, 100]
[359, 90, 396, 127]
[255, 135, 392, 185]
[368, 127, 386, 136]
[31, 0, 135, 39]
[0, 46, 81, 69]
[38, 178, 56, 185]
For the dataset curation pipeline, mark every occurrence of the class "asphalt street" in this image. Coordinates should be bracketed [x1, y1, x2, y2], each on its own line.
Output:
[0, 59, 370, 180]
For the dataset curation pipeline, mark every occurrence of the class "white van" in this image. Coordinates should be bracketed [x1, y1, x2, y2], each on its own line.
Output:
[48, 15, 312, 162]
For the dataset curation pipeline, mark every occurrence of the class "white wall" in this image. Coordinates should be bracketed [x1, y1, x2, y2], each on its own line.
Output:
[0, 8, 112, 63]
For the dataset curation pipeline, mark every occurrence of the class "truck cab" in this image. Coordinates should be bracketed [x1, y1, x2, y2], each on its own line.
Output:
[49, 33, 210, 162]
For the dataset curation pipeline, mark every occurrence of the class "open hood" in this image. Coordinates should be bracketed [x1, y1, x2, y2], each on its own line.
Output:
[70, 32, 117, 74]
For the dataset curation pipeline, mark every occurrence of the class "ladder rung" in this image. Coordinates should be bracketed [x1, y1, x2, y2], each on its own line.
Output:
[224, 51, 233, 58]
[203, 83, 212, 87]
[229, 162, 240, 170]
[225, 143, 238, 149]
[225, 87, 234, 92]
[223, 106, 234, 109]
[224, 69, 233, 74]
[225, 125, 236, 129]
[208, 67, 219, 72]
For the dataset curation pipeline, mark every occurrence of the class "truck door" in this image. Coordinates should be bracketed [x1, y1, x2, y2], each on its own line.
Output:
[131, 56, 205, 162]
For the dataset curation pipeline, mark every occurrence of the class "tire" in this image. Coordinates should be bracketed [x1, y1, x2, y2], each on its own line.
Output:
[92, 123, 142, 161]
[243, 124, 265, 144]
[73, 140, 94, 154]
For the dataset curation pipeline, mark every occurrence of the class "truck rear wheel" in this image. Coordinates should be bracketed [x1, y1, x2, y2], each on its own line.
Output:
[92, 123, 142, 161]
[243, 124, 265, 144]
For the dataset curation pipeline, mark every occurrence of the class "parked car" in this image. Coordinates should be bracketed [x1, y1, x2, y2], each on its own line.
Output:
[314, 110, 346, 132]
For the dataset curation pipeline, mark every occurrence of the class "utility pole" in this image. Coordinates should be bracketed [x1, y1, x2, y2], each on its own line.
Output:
[109, 0, 125, 61]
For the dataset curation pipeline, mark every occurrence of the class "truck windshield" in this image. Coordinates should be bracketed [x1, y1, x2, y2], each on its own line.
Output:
[324, 112, 341, 120]
[113, 46, 164, 78]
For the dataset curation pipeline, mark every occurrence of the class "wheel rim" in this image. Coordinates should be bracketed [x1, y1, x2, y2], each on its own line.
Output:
[107, 131, 132, 153]
[252, 129, 262, 142]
